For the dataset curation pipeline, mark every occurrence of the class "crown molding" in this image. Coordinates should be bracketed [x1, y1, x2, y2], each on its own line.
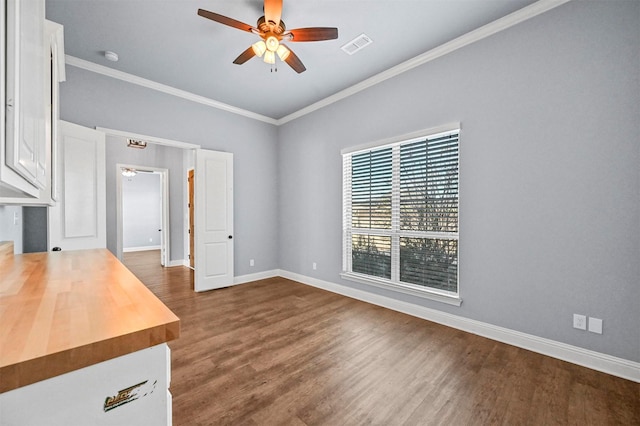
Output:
[64, 55, 278, 125]
[64, 0, 570, 127]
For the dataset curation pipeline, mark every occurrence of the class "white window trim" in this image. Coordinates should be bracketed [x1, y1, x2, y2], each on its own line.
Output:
[340, 272, 462, 306]
[342, 123, 462, 307]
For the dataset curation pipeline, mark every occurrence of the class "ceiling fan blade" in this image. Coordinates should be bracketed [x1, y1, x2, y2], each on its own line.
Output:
[283, 47, 306, 74]
[233, 46, 257, 65]
[198, 9, 257, 33]
[264, 0, 282, 26]
[284, 27, 339, 42]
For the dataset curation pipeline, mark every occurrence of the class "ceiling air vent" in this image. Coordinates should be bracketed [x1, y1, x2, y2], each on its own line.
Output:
[341, 34, 373, 55]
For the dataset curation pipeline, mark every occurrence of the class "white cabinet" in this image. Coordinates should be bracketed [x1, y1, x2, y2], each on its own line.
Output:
[0, 0, 64, 204]
[0, 344, 173, 426]
[45, 20, 66, 203]
[2, 0, 45, 196]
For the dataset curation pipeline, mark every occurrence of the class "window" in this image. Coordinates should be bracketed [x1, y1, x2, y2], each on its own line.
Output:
[342, 126, 460, 305]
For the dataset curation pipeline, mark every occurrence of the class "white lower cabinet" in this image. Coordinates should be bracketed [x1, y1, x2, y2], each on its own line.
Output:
[0, 344, 173, 426]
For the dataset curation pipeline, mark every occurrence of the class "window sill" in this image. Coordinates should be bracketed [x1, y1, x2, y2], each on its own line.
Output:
[340, 272, 462, 307]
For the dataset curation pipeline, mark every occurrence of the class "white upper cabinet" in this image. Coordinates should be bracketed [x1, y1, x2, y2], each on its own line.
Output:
[4, 0, 46, 193]
[1, 0, 65, 204]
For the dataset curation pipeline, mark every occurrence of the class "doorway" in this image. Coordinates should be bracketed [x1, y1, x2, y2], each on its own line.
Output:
[116, 164, 170, 267]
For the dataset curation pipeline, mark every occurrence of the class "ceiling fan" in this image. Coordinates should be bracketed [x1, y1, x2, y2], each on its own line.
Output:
[198, 0, 338, 73]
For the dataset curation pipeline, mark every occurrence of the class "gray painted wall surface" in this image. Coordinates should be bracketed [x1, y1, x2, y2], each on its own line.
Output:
[0, 205, 22, 253]
[122, 171, 161, 250]
[277, 1, 639, 362]
[59, 67, 279, 275]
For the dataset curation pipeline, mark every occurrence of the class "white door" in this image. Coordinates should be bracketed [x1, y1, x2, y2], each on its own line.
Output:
[48, 121, 106, 251]
[194, 149, 233, 291]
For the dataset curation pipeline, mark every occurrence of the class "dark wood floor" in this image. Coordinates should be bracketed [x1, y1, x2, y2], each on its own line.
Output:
[123, 251, 640, 426]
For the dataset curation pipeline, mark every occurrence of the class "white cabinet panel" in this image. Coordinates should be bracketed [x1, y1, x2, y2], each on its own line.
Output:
[0, 344, 172, 426]
[4, 0, 46, 190]
[1, 15, 65, 204]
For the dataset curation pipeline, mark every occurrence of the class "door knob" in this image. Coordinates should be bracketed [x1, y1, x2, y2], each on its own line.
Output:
[228, 235, 233, 239]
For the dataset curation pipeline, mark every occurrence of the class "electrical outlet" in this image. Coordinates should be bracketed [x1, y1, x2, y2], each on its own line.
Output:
[588, 317, 603, 334]
[573, 314, 587, 330]
[312, 262, 317, 270]
[250, 259, 254, 267]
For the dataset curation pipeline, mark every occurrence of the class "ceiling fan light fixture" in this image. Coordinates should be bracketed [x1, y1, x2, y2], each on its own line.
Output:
[276, 44, 290, 61]
[265, 35, 279, 52]
[252, 40, 267, 57]
[198, 2, 338, 74]
[263, 50, 276, 64]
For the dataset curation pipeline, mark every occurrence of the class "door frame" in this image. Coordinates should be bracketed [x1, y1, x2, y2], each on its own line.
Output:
[116, 164, 169, 266]
[187, 167, 194, 270]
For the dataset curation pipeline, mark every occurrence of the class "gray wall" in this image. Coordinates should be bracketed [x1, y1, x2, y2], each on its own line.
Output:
[59, 66, 280, 275]
[277, 1, 639, 362]
[122, 170, 161, 250]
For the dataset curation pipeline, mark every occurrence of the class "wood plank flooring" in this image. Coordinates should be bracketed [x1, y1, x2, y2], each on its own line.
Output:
[123, 251, 640, 426]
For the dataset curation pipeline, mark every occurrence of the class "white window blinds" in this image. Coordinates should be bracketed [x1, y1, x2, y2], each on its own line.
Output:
[343, 128, 460, 300]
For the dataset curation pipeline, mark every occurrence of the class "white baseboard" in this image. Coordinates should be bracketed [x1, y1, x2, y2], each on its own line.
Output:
[277, 270, 640, 383]
[166, 259, 188, 268]
[234, 269, 280, 286]
[123, 245, 161, 253]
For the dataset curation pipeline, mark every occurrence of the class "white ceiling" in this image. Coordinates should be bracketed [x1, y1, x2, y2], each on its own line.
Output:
[46, 0, 539, 121]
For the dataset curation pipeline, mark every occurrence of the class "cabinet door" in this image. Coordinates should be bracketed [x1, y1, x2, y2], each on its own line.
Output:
[4, 0, 46, 189]
[0, 19, 64, 204]
[46, 20, 66, 202]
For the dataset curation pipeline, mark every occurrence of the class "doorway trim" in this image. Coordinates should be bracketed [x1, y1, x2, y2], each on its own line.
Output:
[116, 163, 170, 266]
[187, 167, 195, 270]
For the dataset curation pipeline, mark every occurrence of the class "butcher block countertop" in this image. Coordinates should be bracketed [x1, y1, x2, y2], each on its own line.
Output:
[0, 247, 180, 393]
